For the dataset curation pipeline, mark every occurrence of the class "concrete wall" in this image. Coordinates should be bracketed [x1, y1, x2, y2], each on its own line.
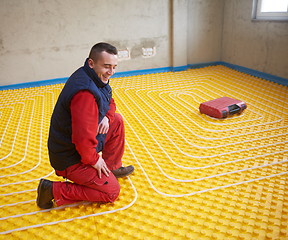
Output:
[172, 0, 188, 68]
[170, 0, 224, 69]
[0, 0, 287, 86]
[222, 0, 288, 79]
[188, 0, 224, 64]
[0, 0, 171, 85]
[0, 0, 226, 86]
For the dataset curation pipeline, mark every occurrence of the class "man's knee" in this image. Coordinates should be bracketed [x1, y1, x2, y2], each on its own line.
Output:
[108, 113, 124, 135]
[107, 191, 120, 202]
[103, 184, 120, 202]
[114, 113, 123, 124]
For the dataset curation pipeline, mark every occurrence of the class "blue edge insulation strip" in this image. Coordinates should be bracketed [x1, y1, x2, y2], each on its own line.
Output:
[0, 61, 287, 91]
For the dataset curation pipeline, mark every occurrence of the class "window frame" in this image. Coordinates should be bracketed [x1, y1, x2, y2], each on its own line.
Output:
[252, 0, 288, 21]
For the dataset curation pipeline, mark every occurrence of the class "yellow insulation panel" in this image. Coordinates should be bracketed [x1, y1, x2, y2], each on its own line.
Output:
[0, 65, 287, 239]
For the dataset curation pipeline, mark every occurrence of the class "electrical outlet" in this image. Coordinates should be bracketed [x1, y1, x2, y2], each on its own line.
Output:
[118, 49, 130, 60]
[142, 47, 156, 57]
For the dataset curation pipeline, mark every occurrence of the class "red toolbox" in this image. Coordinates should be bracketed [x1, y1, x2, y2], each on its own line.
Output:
[199, 97, 247, 119]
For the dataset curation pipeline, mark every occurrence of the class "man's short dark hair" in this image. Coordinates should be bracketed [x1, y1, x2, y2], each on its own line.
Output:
[89, 42, 118, 61]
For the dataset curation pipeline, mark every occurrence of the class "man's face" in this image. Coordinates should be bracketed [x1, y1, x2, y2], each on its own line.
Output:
[88, 51, 118, 84]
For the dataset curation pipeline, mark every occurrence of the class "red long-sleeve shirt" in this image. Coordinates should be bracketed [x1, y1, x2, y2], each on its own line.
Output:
[70, 90, 116, 166]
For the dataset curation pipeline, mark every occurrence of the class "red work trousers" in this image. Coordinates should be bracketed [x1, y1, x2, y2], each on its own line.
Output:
[52, 113, 124, 206]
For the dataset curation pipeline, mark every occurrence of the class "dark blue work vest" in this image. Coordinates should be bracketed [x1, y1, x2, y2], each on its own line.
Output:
[48, 59, 112, 171]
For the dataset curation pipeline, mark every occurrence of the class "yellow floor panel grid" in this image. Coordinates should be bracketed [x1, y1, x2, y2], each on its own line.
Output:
[0, 65, 287, 240]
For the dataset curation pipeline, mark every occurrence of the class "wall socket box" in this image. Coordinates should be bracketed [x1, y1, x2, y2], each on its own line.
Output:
[142, 47, 156, 57]
[117, 49, 130, 60]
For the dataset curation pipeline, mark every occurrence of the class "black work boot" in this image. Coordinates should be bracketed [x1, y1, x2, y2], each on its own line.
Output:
[36, 179, 54, 209]
[111, 165, 134, 178]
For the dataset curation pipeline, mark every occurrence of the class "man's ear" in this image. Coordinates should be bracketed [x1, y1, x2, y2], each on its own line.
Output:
[88, 58, 94, 68]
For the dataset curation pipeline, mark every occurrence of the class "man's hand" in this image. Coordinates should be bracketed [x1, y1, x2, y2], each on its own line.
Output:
[98, 116, 109, 134]
[92, 156, 110, 178]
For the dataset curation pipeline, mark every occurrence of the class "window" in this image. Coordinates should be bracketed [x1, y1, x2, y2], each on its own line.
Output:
[252, 0, 288, 21]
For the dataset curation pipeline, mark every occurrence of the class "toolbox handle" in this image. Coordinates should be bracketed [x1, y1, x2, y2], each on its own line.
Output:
[228, 104, 241, 114]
